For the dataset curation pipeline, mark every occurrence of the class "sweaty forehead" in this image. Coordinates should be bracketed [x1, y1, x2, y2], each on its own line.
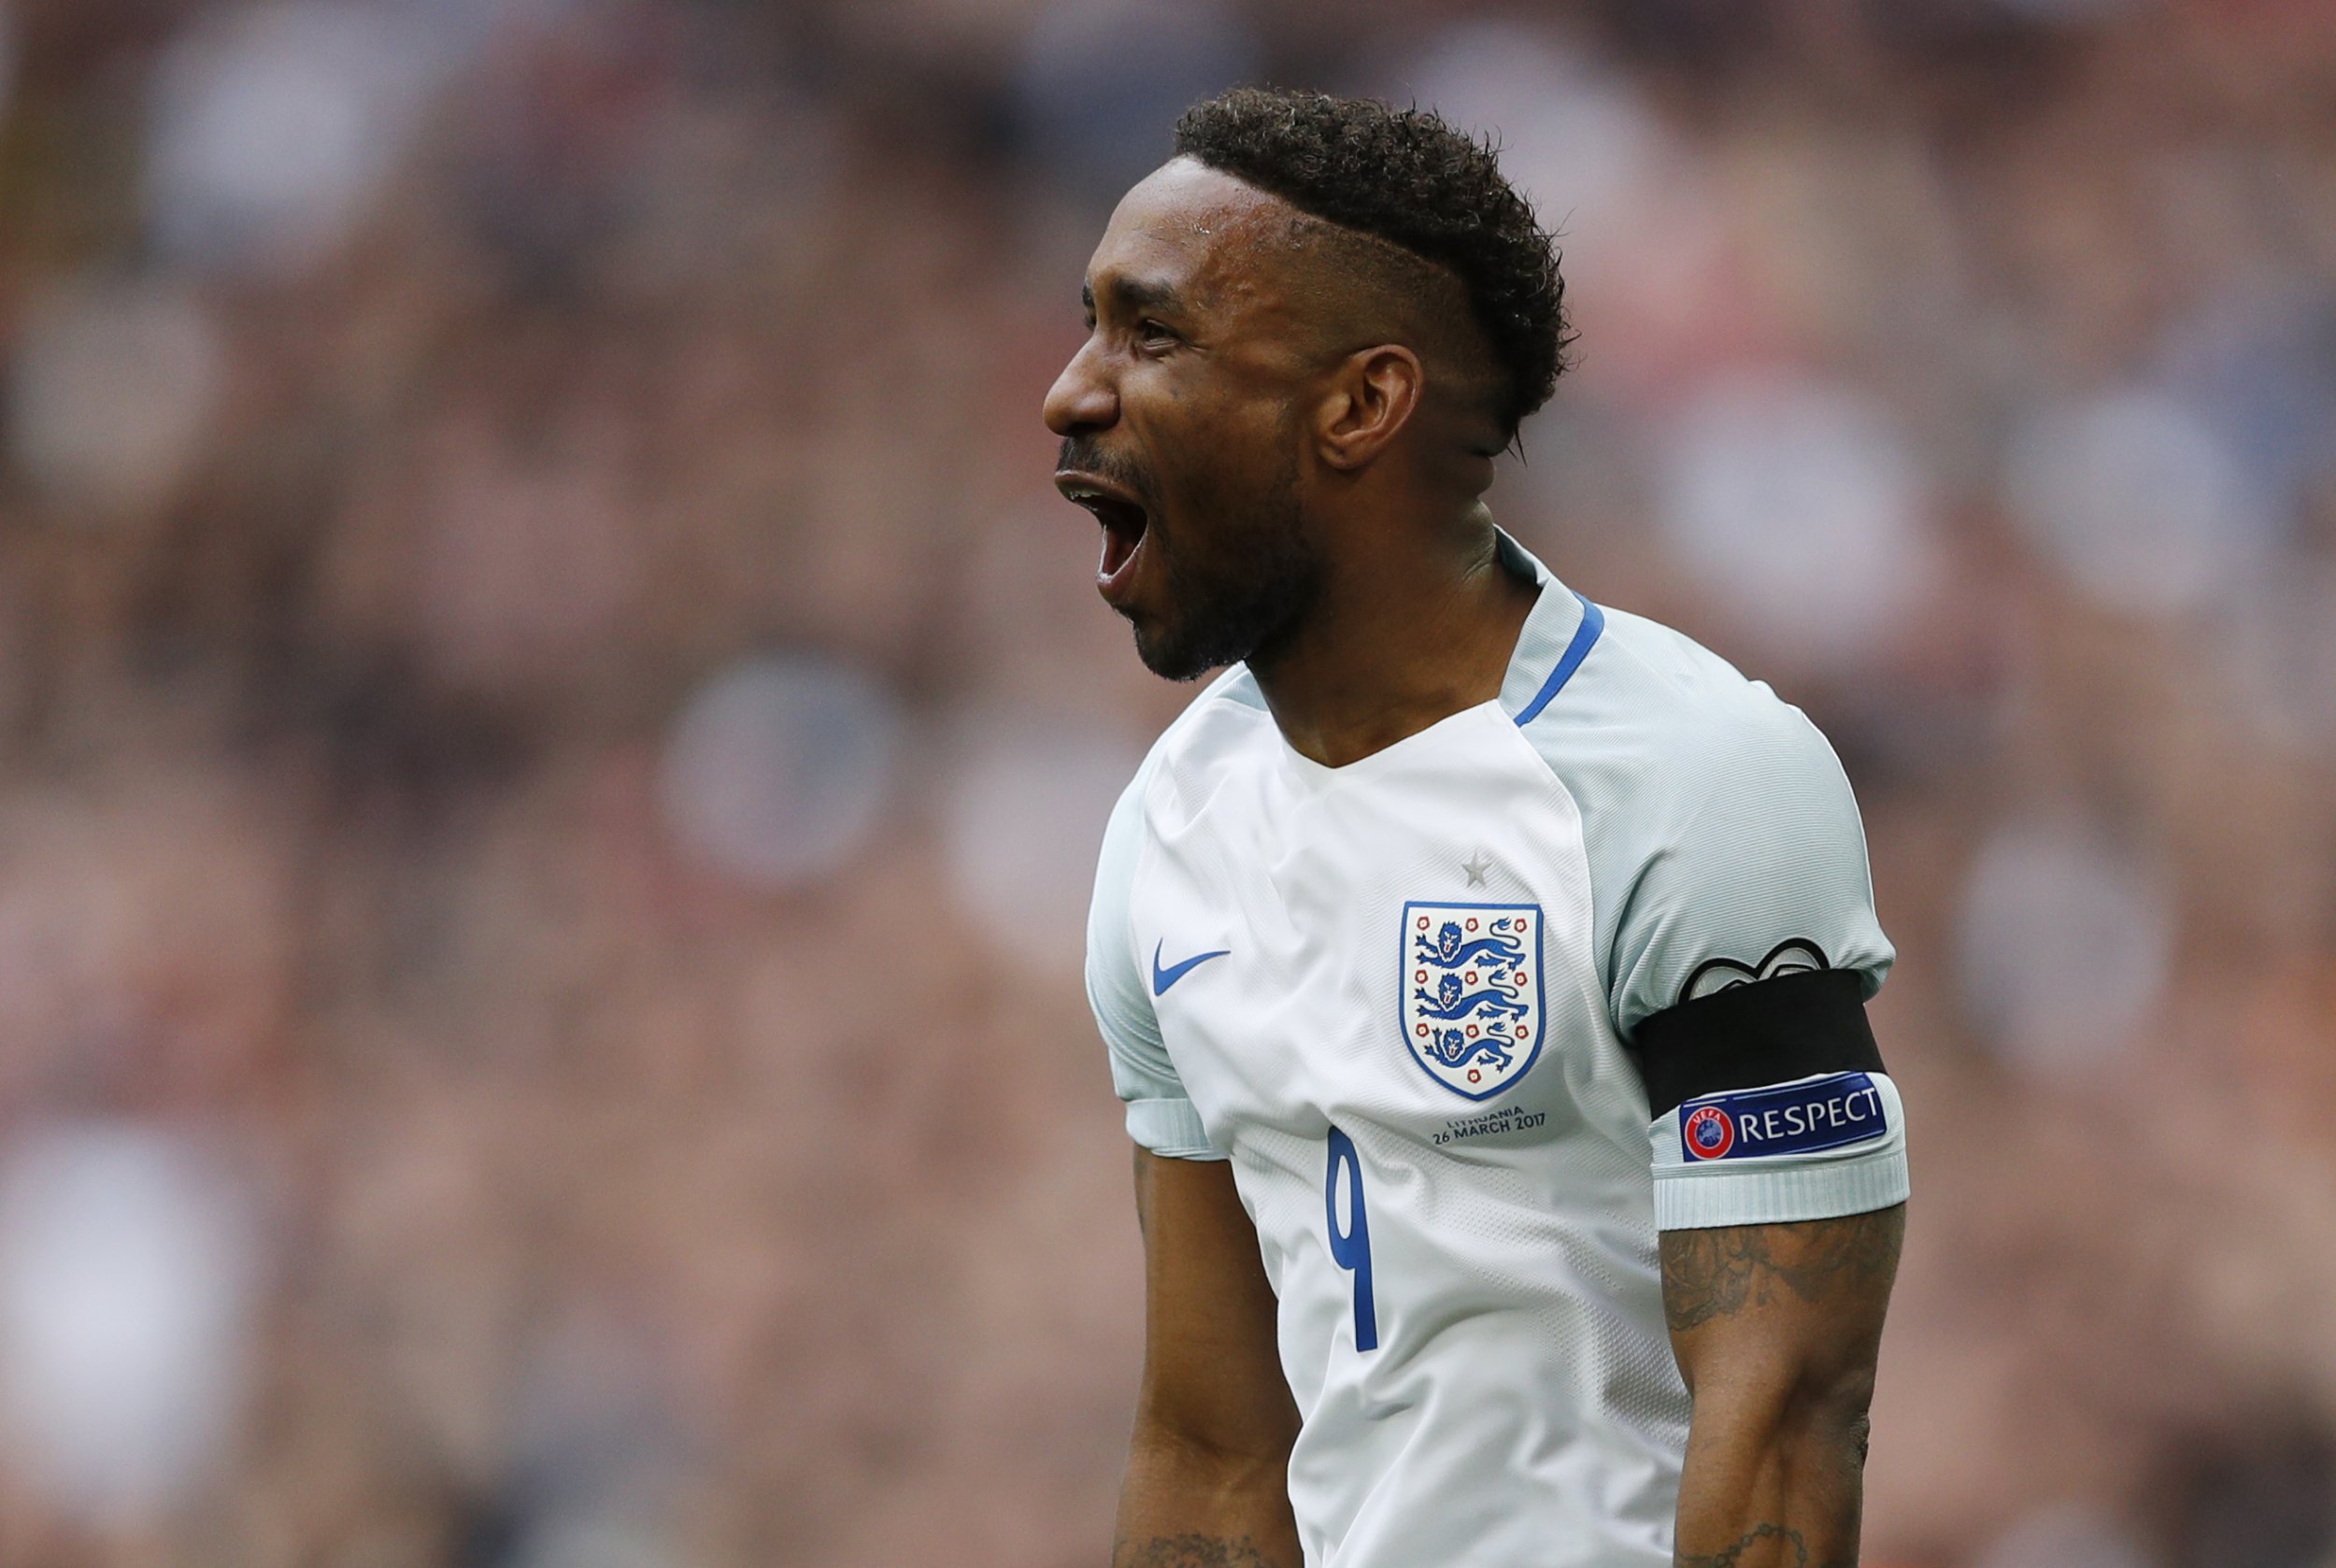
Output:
[1089, 158, 1303, 318]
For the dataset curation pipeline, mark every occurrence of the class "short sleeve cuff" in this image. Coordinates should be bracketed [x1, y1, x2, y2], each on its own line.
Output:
[1125, 1097, 1224, 1161]
[1653, 1146, 1906, 1230]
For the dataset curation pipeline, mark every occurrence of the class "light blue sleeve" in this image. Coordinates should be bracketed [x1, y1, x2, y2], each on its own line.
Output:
[1522, 608, 1904, 1230]
[1525, 612, 1895, 1036]
[1600, 693, 1895, 1038]
[1088, 767, 1223, 1161]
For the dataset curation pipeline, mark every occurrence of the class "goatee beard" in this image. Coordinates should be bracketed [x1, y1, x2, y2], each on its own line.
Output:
[1134, 491, 1320, 681]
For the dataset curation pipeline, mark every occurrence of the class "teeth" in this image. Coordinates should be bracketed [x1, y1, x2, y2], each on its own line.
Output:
[1061, 478, 1143, 528]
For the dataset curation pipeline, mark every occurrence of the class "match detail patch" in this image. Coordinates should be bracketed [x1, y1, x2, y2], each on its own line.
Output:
[1677, 1072, 1888, 1162]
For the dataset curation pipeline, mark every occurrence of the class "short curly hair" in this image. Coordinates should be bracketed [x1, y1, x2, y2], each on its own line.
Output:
[1173, 87, 1571, 440]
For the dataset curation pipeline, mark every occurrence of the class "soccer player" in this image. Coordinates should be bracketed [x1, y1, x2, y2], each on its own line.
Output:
[1046, 89, 1907, 1568]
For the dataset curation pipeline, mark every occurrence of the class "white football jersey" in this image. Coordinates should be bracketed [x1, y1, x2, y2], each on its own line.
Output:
[1087, 533, 1908, 1568]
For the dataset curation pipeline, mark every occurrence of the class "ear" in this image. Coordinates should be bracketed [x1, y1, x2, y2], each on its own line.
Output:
[1313, 345, 1424, 473]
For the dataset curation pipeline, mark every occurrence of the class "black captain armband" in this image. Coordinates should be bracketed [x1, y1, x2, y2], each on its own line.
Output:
[1626, 968, 1886, 1118]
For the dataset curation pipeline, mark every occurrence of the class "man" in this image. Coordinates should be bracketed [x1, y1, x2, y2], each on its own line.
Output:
[1046, 87, 1906, 1568]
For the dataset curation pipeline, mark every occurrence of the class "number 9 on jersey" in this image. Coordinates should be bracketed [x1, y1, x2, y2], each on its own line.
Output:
[1325, 1125, 1379, 1353]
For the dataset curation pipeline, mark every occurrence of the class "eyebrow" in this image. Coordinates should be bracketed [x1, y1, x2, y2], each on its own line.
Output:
[1083, 275, 1185, 317]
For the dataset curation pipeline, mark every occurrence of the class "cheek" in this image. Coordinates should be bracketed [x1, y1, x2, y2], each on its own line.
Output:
[1203, 409, 1300, 497]
[1138, 372, 1298, 515]
[1175, 394, 1289, 470]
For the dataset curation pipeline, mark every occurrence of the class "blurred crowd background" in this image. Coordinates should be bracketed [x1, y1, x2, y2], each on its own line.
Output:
[0, 0, 2330, 1563]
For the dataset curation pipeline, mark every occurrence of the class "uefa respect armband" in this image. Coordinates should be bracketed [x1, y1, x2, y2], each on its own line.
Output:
[1676, 1073, 1887, 1162]
[1646, 1069, 1910, 1230]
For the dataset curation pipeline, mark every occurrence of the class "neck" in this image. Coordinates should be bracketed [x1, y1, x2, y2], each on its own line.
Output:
[1249, 500, 1539, 769]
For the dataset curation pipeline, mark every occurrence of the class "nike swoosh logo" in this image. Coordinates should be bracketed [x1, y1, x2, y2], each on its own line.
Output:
[1151, 940, 1231, 996]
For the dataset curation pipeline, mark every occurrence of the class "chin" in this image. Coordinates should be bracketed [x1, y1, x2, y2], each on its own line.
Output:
[1132, 621, 1219, 683]
[1132, 638, 1208, 683]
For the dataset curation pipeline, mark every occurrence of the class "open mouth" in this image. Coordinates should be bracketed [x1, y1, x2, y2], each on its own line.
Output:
[1055, 471, 1152, 600]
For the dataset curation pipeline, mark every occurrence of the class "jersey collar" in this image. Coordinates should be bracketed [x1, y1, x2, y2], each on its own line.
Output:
[1492, 529, 1605, 728]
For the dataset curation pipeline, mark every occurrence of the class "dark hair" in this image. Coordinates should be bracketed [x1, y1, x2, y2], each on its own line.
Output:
[1173, 87, 1571, 439]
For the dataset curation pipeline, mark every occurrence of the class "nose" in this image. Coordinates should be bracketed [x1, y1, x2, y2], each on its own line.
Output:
[1043, 337, 1118, 438]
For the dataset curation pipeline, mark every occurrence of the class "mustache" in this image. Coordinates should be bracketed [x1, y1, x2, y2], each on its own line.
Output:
[1057, 437, 1160, 510]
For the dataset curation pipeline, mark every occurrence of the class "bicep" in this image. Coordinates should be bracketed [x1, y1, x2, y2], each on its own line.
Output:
[1132, 1147, 1299, 1459]
[1660, 1205, 1904, 1401]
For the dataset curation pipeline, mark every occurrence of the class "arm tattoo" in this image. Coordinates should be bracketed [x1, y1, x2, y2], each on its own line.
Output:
[1677, 1522, 1814, 1567]
[1659, 1205, 1903, 1334]
[1112, 1534, 1290, 1568]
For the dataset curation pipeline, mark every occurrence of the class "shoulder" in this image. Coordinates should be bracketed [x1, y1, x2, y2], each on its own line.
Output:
[1096, 663, 1270, 896]
[1149, 661, 1271, 755]
[1520, 603, 1849, 818]
[1514, 600, 1890, 1030]
[1108, 663, 1275, 835]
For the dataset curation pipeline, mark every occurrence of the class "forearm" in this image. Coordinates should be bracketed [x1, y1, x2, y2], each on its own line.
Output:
[1660, 1205, 1902, 1568]
[1673, 1390, 1870, 1567]
[1112, 1428, 1303, 1568]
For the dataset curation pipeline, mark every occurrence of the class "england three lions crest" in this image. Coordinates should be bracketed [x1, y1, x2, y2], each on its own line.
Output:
[1400, 901, 1545, 1101]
